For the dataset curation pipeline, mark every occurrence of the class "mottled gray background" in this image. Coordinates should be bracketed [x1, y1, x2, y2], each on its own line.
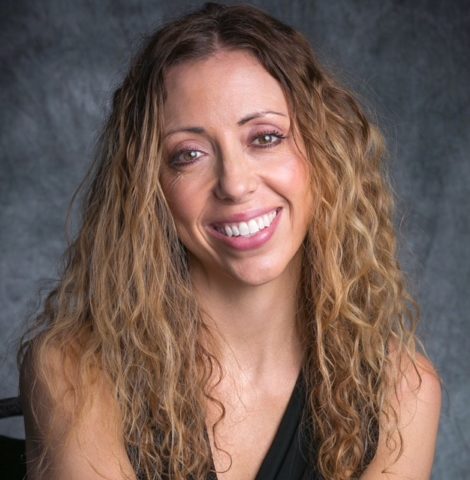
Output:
[1, 0, 469, 477]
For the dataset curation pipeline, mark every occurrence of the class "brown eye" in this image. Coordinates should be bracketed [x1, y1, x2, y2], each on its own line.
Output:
[170, 149, 204, 167]
[252, 131, 285, 147]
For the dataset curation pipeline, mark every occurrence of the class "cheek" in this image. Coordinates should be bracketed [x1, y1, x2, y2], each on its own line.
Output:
[271, 155, 312, 203]
[281, 159, 313, 232]
[160, 172, 205, 236]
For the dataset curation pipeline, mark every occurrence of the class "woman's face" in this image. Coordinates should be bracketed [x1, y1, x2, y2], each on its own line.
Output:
[160, 50, 313, 287]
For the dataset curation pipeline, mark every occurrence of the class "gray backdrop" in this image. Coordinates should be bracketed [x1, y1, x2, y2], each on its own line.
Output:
[1, 0, 469, 478]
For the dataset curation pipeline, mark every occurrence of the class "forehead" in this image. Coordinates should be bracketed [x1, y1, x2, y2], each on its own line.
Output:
[162, 50, 290, 127]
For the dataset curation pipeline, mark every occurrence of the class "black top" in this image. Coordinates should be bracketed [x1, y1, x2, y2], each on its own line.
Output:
[132, 372, 377, 479]
[208, 371, 320, 480]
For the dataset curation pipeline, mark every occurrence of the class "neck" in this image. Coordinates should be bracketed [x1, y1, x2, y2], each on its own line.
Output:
[192, 255, 304, 385]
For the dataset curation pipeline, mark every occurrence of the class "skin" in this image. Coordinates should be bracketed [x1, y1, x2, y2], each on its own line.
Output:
[160, 49, 313, 478]
[21, 50, 441, 480]
[160, 51, 313, 290]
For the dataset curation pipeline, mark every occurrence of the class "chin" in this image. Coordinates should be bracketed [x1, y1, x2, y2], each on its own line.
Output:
[224, 258, 293, 287]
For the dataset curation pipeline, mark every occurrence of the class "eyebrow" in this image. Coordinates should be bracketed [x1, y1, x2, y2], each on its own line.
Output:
[163, 110, 287, 138]
[237, 110, 287, 125]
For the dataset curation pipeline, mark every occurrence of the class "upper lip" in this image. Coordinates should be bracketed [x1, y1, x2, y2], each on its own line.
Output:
[209, 207, 280, 226]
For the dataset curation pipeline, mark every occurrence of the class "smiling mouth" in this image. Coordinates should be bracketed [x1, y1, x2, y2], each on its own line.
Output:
[212, 208, 280, 238]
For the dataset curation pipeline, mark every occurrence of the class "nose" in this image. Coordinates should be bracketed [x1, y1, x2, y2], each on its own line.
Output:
[213, 145, 258, 202]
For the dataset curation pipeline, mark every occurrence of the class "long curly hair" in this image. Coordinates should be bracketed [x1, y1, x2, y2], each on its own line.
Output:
[19, 2, 426, 479]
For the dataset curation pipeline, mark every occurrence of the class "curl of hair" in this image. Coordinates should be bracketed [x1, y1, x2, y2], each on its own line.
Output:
[19, 3, 426, 479]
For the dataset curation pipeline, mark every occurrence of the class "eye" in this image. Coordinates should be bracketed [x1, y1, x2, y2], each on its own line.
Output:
[169, 149, 204, 167]
[252, 130, 286, 148]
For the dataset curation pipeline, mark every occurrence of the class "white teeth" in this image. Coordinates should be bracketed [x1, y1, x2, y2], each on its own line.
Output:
[216, 209, 279, 238]
[239, 222, 250, 236]
[248, 219, 260, 234]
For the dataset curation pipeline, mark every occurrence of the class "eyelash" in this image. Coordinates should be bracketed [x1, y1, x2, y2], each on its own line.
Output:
[252, 129, 286, 148]
[168, 130, 287, 167]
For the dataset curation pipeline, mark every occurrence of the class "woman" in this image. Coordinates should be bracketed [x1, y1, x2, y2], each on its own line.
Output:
[19, 3, 441, 479]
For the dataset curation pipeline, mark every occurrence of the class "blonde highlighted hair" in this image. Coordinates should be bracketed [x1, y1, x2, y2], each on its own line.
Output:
[19, 2, 427, 478]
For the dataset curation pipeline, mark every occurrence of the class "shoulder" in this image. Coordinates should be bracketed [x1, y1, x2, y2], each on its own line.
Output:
[361, 345, 442, 480]
[20, 337, 136, 480]
[20, 337, 88, 430]
[389, 343, 442, 408]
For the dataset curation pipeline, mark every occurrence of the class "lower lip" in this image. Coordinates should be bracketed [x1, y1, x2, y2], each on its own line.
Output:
[207, 209, 282, 251]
